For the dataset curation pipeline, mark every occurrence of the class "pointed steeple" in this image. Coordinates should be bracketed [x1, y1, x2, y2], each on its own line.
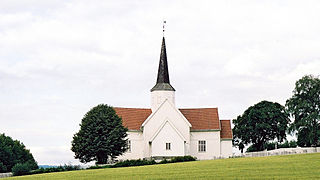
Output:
[151, 37, 175, 92]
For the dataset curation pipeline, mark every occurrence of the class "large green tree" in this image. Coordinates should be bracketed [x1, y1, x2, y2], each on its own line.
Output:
[0, 133, 38, 172]
[71, 104, 128, 164]
[286, 75, 320, 147]
[233, 101, 290, 151]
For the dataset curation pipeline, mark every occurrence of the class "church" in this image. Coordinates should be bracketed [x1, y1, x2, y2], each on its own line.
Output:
[114, 36, 232, 160]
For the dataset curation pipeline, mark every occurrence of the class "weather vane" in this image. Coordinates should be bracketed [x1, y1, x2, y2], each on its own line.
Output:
[163, 20, 166, 36]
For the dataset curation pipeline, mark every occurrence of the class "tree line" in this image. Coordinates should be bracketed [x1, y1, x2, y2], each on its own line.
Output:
[233, 75, 320, 152]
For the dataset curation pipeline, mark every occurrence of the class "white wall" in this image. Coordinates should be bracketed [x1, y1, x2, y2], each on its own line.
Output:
[117, 131, 144, 160]
[151, 90, 175, 112]
[143, 100, 190, 158]
[151, 121, 185, 157]
[190, 131, 221, 160]
[220, 140, 232, 158]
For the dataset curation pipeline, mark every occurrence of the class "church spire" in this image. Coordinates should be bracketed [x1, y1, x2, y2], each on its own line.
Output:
[151, 36, 175, 92]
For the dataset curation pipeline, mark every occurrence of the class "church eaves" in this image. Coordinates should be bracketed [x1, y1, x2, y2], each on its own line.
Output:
[151, 37, 175, 92]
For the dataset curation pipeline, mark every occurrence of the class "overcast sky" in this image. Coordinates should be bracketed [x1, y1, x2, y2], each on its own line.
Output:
[0, 0, 319, 165]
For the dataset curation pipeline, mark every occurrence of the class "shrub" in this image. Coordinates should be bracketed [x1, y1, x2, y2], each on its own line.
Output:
[87, 156, 197, 169]
[112, 159, 156, 168]
[106, 156, 196, 168]
[158, 159, 168, 164]
[246, 145, 259, 152]
[170, 156, 196, 163]
[86, 165, 111, 170]
[288, 140, 298, 148]
[266, 142, 276, 150]
[0, 162, 7, 173]
[29, 164, 81, 175]
[12, 163, 31, 176]
[247, 140, 299, 152]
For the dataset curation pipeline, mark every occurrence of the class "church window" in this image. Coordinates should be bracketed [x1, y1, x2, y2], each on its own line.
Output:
[166, 143, 171, 150]
[198, 140, 206, 152]
[127, 140, 131, 153]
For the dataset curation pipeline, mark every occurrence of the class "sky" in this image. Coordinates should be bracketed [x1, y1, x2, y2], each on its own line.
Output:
[0, 0, 320, 165]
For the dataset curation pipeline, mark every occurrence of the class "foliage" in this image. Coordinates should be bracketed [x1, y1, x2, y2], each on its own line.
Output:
[286, 75, 320, 147]
[12, 163, 81, 176]
[0, 133, 38, 172]
[246, 140, 298, 152]
[169, 155, 196, 163]
[30, 164, 81, 175]
[233, 101, 290, 151]
[12, 162, 32, 176]
[278, 140, 297, 149]
[9, 153, 320, 180]
[158, 159, 169, 164]
[87, 156, 196, 169]
[71, 104, 128, 164]
[86, 165, 111, 170]
[0, 162, 7, 173]
[112, 159, 156, 168]
[297, 127, 313, 147]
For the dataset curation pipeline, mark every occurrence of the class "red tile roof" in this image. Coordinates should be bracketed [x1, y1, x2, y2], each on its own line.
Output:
[220, 120, 232, 139]
[114, 107, 151, 130]
[179, 108, 220, 130]
[114, 107, 230, 136]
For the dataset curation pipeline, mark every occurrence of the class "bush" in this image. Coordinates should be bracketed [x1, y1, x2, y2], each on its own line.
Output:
[0, 162, 7, 173]
[158, 159, 168, 164]
[246, 145, 259, 152]
[12, 163, 31, 176]
[112, 159, 156, 168]
[106, 156, 196, 168]
[170, 156, 196, 163]
[87, 156, 197, 169]
[288, 140, 298, 148]
[29, 164, 81, 175]
[246, 140, 299, 152]
[86, 165, 111, 170]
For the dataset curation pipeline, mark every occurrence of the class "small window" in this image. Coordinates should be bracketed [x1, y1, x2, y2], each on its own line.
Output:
[127, 140, 131, 153]
[166, 143, 171, 150]
[198, 140, 206, 152]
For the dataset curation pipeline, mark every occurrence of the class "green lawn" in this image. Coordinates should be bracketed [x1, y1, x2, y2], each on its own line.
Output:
[7, 153, 320, 180]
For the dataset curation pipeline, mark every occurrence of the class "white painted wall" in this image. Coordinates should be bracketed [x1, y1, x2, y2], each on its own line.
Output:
[220, 140, 232, 158]
[190, 131, 221, 160]
[117, 131, 144, 160]
[151, 90, 175, 112]
[151, 121, 185, 157]
[142, 100, 190, 158]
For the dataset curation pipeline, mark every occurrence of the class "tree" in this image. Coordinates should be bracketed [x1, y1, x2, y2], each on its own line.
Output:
[286, 75, 320, 147]
[71, 104, 128, 164]
[233, 101, 290, 151]
[0, 133, 38, 172]
[246, 140, 297, 152]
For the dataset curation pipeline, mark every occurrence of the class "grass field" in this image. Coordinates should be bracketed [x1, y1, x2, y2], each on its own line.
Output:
[6, 153, 320, 180]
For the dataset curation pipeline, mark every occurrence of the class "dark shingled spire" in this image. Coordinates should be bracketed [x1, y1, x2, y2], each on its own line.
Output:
[151, 37, 175, 92]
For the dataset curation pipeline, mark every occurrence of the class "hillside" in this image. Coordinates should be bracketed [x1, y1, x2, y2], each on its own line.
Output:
[7, 153, 320, 179]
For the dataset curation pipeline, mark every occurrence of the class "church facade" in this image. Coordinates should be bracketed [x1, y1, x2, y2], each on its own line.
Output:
[115, 37, 232, 160]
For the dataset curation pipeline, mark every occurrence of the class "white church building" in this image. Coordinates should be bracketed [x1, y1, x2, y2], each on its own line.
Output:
[115, 36, 232, 160]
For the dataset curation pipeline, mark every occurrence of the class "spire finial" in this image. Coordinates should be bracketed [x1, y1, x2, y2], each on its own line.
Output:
[162, 20, 166, 36]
